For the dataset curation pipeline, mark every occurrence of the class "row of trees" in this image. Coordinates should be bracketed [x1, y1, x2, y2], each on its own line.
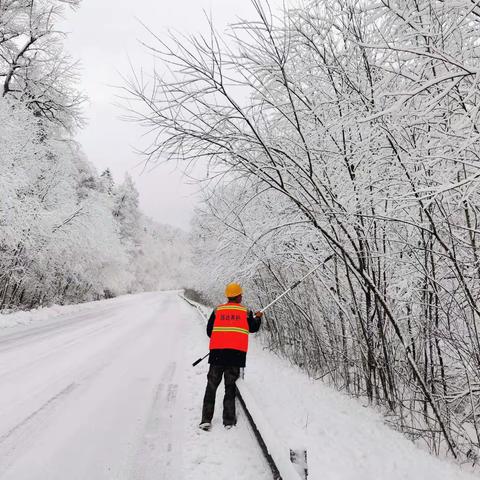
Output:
[128, 0, 480, 463]
[0, 1, 189, 310]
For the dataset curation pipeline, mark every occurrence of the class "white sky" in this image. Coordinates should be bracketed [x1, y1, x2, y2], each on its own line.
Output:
[61, 0, 284, 230]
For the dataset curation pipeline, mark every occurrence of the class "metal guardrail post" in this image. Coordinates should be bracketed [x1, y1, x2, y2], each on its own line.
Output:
[290, 449, 308, 479]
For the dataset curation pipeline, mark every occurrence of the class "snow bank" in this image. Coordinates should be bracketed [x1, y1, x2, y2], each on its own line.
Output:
[246, 342, 478, 480]
[182, 295, 478, 480]
[236, 379, 303, 480]
[0, 290, 183, 333]
[0, 297, 123, 331]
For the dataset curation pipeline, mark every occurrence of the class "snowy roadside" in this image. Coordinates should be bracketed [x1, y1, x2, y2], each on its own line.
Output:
[183, 295, 478, 480]
[0, 290, 182, 335]
[247, 343, 479, 480]
[175, 294, 273, 480]
[0, 291, 272, 480]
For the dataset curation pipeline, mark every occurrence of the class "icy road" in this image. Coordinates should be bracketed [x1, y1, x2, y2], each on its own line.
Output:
[0, 292, 271, 480]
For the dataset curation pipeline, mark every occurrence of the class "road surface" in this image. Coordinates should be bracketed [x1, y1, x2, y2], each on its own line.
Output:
[0, 291, 271, 480]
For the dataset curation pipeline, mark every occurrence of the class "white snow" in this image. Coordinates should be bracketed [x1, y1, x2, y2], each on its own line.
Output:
[236, 379, 302, 480]
[186, 296, 479, 480]
[0, 294, 139, 331]
[1, 291, 477, 480]
[246, 343, 478, 480]
[0, 292, 270, 480]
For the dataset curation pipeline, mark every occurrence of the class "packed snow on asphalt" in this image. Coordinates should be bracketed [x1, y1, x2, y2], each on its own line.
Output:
[0, 291, 478, 479]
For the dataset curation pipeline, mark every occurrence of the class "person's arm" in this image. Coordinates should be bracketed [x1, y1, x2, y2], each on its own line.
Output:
[247, 310, 262, 333]
[206, 310, 216, 337]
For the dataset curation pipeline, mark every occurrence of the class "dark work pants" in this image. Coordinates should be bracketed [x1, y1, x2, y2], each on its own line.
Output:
[201, 365, 240, 426]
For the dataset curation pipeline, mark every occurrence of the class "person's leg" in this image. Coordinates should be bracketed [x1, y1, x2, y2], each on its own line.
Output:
[223, 366, 240, 426]
[201, 365, 224, 424]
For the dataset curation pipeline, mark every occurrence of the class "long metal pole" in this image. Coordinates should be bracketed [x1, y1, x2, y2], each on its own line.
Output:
[192, 260, 327, 367]
[259, 262, 323, 313]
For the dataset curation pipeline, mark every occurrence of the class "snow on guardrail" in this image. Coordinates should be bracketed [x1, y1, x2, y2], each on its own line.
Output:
[179, 292, 304, 480]
[236, 379, 306, 480]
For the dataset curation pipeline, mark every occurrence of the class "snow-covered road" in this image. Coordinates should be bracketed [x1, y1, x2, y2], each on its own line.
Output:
[2, 291, 477, 480]
[0, 292, 271, 480]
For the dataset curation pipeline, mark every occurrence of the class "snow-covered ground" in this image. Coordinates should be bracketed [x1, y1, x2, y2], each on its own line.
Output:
[0, 292, 270, 479]
[0, 294, 139, 331]
[186, 296, 478, 480]
[245, 344, 478, 480]
[1, 291, 477, 479]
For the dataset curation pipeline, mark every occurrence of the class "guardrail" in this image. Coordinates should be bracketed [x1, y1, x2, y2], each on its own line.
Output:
[179, 293, 307, 480]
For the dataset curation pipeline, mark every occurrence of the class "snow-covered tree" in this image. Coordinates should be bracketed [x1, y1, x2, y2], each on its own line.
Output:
[0, 0, 84, 129]
[0, 0, 190, 309]
[99, 168, 115, 195]
[0, 98, 129, 307]
[133, 219, 191, 292]
[127, 0, 480, 461]
[113, 174, 141, 250]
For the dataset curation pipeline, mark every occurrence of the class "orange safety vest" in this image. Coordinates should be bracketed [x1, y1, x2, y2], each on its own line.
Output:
[209, 303, 249, 352]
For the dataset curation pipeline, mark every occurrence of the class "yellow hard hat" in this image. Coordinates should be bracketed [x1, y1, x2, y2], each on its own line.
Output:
[225, 282, 243, 298]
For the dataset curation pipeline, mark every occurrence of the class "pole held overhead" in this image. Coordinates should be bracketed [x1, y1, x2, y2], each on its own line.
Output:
[259, 260, 327, 314]
[192, 257, 330, 367]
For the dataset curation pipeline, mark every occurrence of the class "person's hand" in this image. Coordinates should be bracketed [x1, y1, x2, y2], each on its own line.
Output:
[254, 311, 263, 318]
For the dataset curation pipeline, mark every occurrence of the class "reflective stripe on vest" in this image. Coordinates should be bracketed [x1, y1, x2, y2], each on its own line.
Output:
[209, 303, 249, 352]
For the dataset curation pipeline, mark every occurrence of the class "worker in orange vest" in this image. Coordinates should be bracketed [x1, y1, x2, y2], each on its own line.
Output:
[199, 282, 263, 431]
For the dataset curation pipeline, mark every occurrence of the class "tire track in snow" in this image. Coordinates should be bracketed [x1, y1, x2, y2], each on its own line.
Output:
[132, 361, 182, 479]
[0, 304, 122, 351]
[0, 382, 79, 475]
[0, 304, 159, 477]
[0, 321, 115, 380]
[0, 292, 163, 353]
[0, 382, 77, 444]
[167, 383, 178, 403]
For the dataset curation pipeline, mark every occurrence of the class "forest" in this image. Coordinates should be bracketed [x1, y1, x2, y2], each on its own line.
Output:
[0, 0, 188, 310]
[125, 0, 480, 463]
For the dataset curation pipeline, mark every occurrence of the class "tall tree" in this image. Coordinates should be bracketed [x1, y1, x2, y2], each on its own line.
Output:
[126, 0, 480, 460]
[0, 0, 84, 129]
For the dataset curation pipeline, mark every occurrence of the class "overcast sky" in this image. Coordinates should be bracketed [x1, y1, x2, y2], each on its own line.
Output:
[61, 0, 284, 230]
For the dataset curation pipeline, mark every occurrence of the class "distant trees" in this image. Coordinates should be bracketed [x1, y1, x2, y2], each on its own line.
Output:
[0, 95, 188, 308]
[127, 0, 480, 462]
[0, 0, 189, 310]
[134, 219, 191, 292]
